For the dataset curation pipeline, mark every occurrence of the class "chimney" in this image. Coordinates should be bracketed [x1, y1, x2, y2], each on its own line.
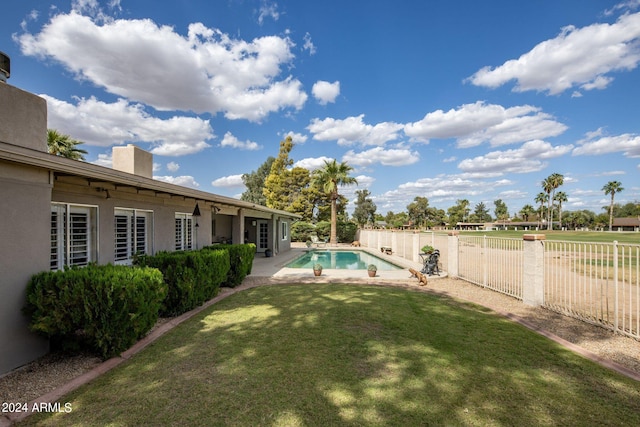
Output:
[0, 51, 9, 82]
[112, 144, 153, 178]
[0, 52, 47, 152]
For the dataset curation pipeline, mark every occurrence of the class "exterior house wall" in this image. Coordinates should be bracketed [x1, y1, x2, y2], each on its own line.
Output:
[0, 161, 52, 374]
[0, 82, 50, 374]
[0, 82, 299, 375]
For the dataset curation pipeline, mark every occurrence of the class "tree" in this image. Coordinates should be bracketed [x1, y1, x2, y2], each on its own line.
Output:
[447, 199, 470, 227]
[470, 202, 492, 222]
[493, 199, 509, 221]
[264, 137, 295, 210]
[603, 181, 624, 231]
[519, 204, 536, 222]
[352, 189, 377, 227]
[407, 197, 430, 229]
[534, 192, 548, 228]
[554, 191, 568, 230]
[241, 156, 275, 205]
[47, 129, 88, 160]
[311, 159, 357, 244]
[542, 173, 563, 230]
[618, 202, 640, 217]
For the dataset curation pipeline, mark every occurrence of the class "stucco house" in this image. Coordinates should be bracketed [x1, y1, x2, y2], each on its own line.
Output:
[0, 79, 299, 375]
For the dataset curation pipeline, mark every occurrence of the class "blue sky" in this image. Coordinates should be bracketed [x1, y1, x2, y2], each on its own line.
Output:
[3, 0, 640, 217]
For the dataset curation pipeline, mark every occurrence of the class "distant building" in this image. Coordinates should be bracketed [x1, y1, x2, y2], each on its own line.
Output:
[611, 217, 640, 232]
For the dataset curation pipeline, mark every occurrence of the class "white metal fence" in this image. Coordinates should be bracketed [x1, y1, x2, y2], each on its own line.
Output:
[544, 240, 640, 339]
[357, 230, 640, 339]
[458, 235, 524, 299]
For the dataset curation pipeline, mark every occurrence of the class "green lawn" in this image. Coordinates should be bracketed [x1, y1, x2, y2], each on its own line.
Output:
[23, 284, 640, 426]
[457, 230, 640, 244]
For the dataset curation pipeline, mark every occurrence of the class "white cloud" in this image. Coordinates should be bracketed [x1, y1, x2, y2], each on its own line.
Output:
[283, 131, 308, 144]
[167, 161, 180, 172]
[458, 140, 574, 174]
[91, 153, 112, 168]
[377, 174, 496, 211]
[303, 32, 316, 55]
[257, 0, 280, 25]
[342, 147, 420, 167]
[312, 80, 340, 105]
[17, 11, 307, 122]
[42, 95, 214, 156]
[153, 175, 200, 188]
[220, 132, 262, 151]
[293, 156, 333, 171]
[572, 132, 640, 157]
[308, 114, 403, 146]
[404, 102, 567, 147]
[466, 12, 640, 95]
[211, 174, 245, 188]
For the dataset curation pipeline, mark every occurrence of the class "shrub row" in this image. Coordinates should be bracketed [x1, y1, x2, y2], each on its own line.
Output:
[291, 221, 357, 243]
[25, 244, 255, 359]
[203, 243, 256, 287]
[24, 265, 166, 359]
[135, 248, 230, 316]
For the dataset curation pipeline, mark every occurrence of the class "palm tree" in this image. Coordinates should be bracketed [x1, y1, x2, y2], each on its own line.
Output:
[47, 129, 88, 160]
[542, 173, 563, 230]
[519, 204, 536, 222]
[554, 191, 568, 230]
[534, 192, 548, 229]
[312, 159, 357, 244]
[603, 181, 624, 231]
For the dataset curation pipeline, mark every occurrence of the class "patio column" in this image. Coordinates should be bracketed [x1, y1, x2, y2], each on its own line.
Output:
[523, 234, 545, 307]
[233, 208, 245, 246]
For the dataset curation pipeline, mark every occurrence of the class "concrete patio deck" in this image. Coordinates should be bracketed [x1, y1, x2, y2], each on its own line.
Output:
[250, 243, 447, 282]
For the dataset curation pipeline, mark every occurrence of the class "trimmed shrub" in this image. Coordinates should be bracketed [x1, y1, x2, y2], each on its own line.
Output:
[315, 221, 331, 240]
[338, 221, 358, 243]
[135, 249, 230, 316]
[204, 243, 255, 287]
[24, 265, 166, 359]
[291, 221, 316, 242]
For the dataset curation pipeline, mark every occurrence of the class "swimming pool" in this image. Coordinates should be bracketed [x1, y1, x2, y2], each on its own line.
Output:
[285, 249, 403, 270]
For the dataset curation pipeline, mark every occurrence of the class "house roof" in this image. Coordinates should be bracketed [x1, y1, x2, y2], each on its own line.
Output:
[0, 140, 301, 219]
[612, 217, 640, 227]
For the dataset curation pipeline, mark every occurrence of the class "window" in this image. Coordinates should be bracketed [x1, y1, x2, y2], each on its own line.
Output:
[114, 208, 153, 263]
[175, 213, 193, 250]
[50, 203, 98, 270]
[281, 221, 288, 241]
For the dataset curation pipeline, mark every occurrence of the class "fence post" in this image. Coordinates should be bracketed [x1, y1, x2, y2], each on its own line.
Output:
[413, 232, 421, 263]
[448, 231, 459, 278]
[523, 234, 545, 306]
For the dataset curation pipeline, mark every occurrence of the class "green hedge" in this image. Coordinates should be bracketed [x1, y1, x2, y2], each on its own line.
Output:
[24, 265, 166, 359]
[135, 249, 230, 316]
[204, 243, 255, 287]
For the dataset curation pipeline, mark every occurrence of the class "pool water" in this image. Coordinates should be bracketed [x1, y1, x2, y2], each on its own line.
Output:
[286, 250, 403, 270]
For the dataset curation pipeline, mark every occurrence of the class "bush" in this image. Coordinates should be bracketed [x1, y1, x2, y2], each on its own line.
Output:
[291, 221, 316, 242]
[315, 221, 331, 240]
[337, 221, 358, 243]
[24, 264, 166, 359]
[135, 249, 230, 316]
[204, 243, 255, 287]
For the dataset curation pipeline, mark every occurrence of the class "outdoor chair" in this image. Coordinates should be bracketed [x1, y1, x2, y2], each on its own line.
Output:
[311, 235, 327, 247]
[421, 249, 440, 276]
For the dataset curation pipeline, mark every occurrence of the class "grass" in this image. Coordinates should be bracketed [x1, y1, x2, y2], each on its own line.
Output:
[23, 284, 640, 426]
[457, 229, 640, 244]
